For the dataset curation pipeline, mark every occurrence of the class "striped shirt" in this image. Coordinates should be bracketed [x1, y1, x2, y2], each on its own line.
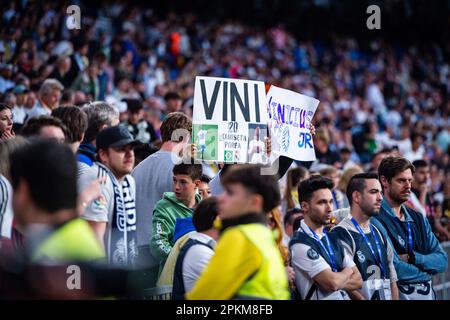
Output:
[0, 175, 13, 239]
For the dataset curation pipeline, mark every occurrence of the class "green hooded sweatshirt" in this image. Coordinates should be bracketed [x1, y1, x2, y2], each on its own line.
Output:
[150, 192, 202, 266]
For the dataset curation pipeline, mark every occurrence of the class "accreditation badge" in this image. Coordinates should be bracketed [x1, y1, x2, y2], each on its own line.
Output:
[365, 279, 392, 300]
[382, 279, 392, 300]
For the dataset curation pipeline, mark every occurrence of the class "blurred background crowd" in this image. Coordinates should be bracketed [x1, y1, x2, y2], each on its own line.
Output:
[0, 0, 449, 299]
[1, 0, 448, 238]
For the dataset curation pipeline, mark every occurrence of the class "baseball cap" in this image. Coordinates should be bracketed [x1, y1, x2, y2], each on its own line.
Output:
[96, 126, 140, 150]
[12, 84, 29, 94]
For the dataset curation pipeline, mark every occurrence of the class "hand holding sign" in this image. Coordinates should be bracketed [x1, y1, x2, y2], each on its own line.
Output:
[265, 136, 271, 156]
[309, 123, 316, 136]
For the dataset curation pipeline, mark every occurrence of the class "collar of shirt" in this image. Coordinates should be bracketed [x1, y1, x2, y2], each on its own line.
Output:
[339, 215, 371, 234]
[220, 212, 267, 233]
[381, 198, 414, 223]
[300, 219, 324, 239]
[36, 100, 51, 113]
[95, 161, 131, 185]
[189, 231, 216, 249]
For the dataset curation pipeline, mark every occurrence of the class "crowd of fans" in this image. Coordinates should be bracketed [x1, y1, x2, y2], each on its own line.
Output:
[0, 1, 449, 299]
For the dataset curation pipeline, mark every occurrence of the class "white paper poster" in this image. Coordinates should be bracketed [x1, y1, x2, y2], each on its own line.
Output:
[192, 76, 268, 164]
[266, 85, 319, 161]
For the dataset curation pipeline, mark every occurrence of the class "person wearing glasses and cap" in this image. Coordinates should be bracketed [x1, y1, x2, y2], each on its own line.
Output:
[79, 125, 141, 267]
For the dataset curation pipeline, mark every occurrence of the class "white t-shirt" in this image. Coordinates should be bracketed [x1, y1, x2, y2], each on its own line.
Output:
[78, 162, 138, 266]
[0, 175, 13, 239]
[12, 105, 28, 125]
[404, 146, 425, 163]
[248, 138, 265, 163]
[396, 138, 412, 156]
[182, 232, 216, 292]
[27, 103, 51, 119]
[197, 130, 207, 146]
[290, 220, 355, 300]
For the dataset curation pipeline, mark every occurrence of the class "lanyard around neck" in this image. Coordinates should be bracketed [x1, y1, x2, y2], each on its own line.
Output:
[350, 217, 386, 278]
[302, 225, 338, 272]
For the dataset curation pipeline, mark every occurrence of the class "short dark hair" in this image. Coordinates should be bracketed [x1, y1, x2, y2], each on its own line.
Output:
[10, 140, 78, 212]
[164, 92, 180, 101]
[160, 112, 192, 143]
[378, 156, 415, 182]
[73, 36, 89, 51]
[125, 99, 143, 113]
[298, 176, 334, 204]
[292, 216, 303, 233]
[21, 116, 67, 139]
[52, 106, 88, 143]
[200, 174, 211, 184]
[193, 197, 219, 232]
[346, 172, 379, 206]
[173, 163, 202, 181]
[284, 207, 304, 227]
[61, 89, 74, 102]
[0, 103, 12, 112]
[371, 148, 391, 161]
[221, 164, 281, 213]
[410, 131, 424, 142]
[340, 147, 352, 154]
[134, 143, 158, 166]
[412, 159, 428, 169]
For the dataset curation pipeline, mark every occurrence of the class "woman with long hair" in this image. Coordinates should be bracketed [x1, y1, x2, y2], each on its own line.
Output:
[267, 207, 296, 295]
[0, 103, 14, 141]
[337, 166, 364, 206]
[281, 166, 309, 214]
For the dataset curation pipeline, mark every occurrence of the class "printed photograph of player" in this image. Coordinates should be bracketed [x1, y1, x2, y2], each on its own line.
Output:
[247, 123, 268, 164]
[192, 124, 218, 161]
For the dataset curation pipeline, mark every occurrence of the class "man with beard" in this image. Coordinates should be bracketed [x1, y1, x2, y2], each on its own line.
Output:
[372, 156, 448, 300]
[79, 126, 140, 267]
[332, 173, 399, 300]
[408, 159, 450, 241]
[290, 176, 362, 300]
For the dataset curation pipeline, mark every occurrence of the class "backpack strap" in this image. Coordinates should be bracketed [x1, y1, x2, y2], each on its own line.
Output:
[304, 283, 317, 300]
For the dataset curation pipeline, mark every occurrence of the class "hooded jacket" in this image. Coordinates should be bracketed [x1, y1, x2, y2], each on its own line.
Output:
[77, 142, 97, 167]
[371, 198, 448, 285]
[150, 192, 201, 266]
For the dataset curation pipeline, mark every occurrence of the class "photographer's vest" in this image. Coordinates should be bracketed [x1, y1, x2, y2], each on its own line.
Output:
[290, 228, 348, 300]
[32, 218, 105, 262]
[332, 224, 392, 300]
[235, 224, 290, 300]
